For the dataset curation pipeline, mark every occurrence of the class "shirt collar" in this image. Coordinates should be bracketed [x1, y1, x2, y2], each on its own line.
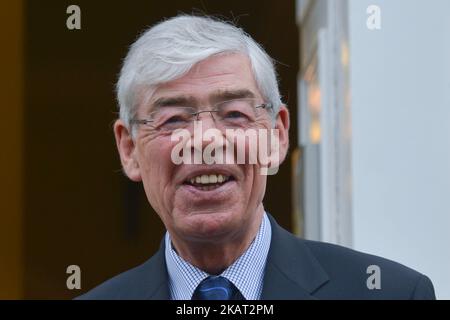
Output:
[165, 212, 272, 300]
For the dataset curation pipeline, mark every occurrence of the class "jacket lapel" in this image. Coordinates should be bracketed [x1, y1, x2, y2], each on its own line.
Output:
[144, 214, 329, 300]
[261, 215, 329, 299]
[136, 239, 171, 300]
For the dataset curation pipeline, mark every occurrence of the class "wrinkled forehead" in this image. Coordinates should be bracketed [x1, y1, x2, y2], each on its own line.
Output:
[138, 53, 264, 112]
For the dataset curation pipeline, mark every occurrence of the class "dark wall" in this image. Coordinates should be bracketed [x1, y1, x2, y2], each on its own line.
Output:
[24, 0, 298, 298]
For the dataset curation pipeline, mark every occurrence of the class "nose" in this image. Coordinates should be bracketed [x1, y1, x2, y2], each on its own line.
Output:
[190, 111, 226, 164]
[195, 110, 219, 130]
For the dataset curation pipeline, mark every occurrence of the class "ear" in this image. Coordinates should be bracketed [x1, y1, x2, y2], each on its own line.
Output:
[274, 105, 290, 165]
[113, 119, 142, 182]
[263, 105, 290, 175]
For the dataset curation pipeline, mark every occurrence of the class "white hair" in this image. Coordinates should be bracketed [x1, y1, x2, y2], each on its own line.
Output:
[116, 15, 283, 129]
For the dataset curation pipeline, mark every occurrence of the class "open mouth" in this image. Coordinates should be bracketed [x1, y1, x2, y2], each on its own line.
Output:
[183, 173, 235, 191]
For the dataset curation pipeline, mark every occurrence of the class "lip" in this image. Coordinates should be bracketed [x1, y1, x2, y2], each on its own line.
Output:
[178, 178, 238, 201]
[176, 164, 240, 185]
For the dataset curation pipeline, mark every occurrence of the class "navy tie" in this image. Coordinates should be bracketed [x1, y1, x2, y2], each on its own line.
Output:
[192, 276, 245, 300]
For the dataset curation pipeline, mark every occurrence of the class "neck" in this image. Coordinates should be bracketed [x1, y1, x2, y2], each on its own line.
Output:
[170, 207, 264, 275]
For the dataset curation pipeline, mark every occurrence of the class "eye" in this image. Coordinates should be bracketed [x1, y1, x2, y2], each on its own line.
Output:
[163, 115, 188, 124]
[223, 110, 248, 119]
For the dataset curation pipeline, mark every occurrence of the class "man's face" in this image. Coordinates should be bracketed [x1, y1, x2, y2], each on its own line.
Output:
[115, 53, 289, 244]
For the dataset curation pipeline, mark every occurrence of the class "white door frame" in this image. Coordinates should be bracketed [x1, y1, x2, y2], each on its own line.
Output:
[296, 0, 353, 247]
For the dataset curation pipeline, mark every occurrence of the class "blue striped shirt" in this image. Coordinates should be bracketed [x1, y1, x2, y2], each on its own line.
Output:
[165, 212, 272, 300]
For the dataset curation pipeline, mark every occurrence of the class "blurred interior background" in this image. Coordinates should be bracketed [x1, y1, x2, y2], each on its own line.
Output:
[1, 0, 449, 299]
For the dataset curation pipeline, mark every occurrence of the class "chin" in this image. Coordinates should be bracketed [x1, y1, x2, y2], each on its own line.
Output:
[179, 209, 243, 242]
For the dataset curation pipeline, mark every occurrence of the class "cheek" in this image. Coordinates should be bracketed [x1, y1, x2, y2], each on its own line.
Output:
[249, 168, 267, 205]
[244, 122, 274, 169]
[137, 137, 178, 194]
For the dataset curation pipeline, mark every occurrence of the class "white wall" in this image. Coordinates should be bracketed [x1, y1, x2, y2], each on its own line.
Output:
[349, 0, 450, 299]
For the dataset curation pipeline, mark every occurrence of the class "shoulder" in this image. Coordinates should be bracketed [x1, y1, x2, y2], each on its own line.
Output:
[266, 214, 436, 299]
[301, 238, 435, 299]
[75, 249, 168, 300]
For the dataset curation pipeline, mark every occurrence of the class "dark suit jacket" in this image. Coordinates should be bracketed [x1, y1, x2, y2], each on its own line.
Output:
[77, 214, 436, 300]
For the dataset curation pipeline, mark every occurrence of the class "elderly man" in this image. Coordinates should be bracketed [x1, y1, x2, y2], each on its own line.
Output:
[79, 15, 435, 300]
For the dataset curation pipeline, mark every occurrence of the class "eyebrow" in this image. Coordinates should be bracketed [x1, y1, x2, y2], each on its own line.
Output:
[150, 89, 256, 111]
[151, 96, 196, 110]
[210, 89, 256, 103]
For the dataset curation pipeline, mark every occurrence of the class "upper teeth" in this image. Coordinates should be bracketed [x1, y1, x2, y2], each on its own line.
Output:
[189, 174, 229, 185]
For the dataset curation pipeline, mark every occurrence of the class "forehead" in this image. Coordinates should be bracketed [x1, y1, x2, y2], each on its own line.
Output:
[149, 53, 262, 104]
